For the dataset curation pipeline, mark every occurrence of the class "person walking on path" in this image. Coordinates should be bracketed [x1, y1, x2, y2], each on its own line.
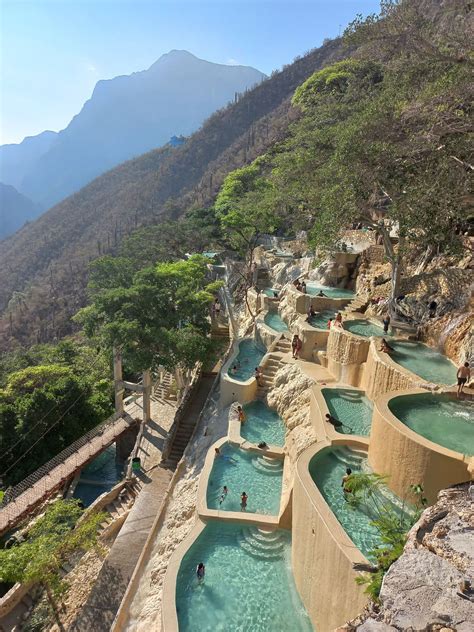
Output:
[292, 334, 302, 359]
[457, 362, 470, 397]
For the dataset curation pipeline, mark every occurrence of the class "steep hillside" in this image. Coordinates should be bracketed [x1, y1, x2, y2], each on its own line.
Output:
[0, 183, 42, 240]
[0, 130, 57, 191]
[0, 38, 346, 350]
[17, 51, 265, 208]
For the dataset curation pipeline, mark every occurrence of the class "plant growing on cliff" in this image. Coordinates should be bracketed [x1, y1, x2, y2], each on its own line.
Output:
[0, 499, 105, 629]
[345, 472, 427, 601]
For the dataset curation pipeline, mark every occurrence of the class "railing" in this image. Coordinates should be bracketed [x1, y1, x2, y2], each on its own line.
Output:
[0, 410, 133, 509]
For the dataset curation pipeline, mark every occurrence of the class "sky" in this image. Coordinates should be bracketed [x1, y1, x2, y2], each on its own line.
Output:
[0, 0, 381, 145]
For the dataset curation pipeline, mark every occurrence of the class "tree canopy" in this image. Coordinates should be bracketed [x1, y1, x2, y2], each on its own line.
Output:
[75, 255, 220, 374]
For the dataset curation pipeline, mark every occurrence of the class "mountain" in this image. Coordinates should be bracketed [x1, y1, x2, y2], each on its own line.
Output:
[0, 130, 57, 191]
[0, 183, 42, 240]
[15, 51, 265, 209]
[0, 38, 346, 350]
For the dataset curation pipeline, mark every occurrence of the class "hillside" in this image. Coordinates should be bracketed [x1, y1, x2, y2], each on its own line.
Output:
[0, 183, 42, 240]
[13, 51, 265, 209]
[0, 38, 347, 351]
[0, 130, 57, 192]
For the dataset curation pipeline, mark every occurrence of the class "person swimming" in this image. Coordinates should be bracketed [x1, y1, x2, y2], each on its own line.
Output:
[196, 562, 205, 581]
[215, 446, 237, 463]
[240, 491, 248, 511]
[219, 485, 229, 505]
[317, 289, 327, 297]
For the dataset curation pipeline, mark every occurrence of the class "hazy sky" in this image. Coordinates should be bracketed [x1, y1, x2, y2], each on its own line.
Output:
[1, 0, 381, 145]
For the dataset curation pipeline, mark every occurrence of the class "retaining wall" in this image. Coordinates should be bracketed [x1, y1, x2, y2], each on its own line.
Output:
[293, 439, 370, 631]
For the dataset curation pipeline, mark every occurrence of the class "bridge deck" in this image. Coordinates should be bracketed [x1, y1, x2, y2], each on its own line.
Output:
[0, 413, 138, 536]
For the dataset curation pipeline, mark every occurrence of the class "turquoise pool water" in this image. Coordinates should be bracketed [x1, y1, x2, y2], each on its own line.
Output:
[176, 521, 313, 632]
[306, 284, 355, 299]
[390, 341, 457, 385]
[389, 393, 474, 455]
[344, 319, 387, 338]
[73, 444, 124, 507]
[264, 311, 289, 332]
[241, 400, 286, 447]
[309, 447, 410, 559]
[309, 309, 335, 329]
[228, 339, 266, 382]
[263, 287, 279, 297]
[207, 444, 283, 515]
[322, 388, 373, 436]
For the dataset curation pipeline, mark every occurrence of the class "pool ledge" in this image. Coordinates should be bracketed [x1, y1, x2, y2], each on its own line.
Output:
[196, 437, 285, 527]
[369, 387, 473, 504]
[293, 438, 370, 630]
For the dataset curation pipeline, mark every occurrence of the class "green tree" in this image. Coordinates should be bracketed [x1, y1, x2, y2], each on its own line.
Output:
[345, 472, 427, 601]
[0, 364, 112, 486]
[215, 158, 281, 316]
[75, 255, 220, 374]
[0, 499, 105, 629]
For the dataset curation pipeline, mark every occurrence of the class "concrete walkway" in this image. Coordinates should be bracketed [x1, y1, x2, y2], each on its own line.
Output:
[69, 398, 177, 632]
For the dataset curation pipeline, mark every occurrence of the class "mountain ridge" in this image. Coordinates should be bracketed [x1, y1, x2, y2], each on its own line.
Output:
[2, 51, 265, 211]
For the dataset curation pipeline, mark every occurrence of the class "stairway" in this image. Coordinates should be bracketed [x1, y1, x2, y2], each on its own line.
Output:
[252, 455, 284, 475]
[98, 482, 139, 534]
[341, 294, 370, 318]
[332, 446, 366, 470]
[256, 337, 291, 399]
[161, 375, 215, 469]
[152, 372, 176, 402]
[237, 526, 287, 560]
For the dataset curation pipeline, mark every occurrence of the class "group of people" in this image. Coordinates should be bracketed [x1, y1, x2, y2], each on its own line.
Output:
[293, 278, 307, 293]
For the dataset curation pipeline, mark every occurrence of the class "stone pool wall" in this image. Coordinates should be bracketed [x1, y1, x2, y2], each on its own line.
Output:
[369, 389, 473, 504]
[293, 440, 370, 631]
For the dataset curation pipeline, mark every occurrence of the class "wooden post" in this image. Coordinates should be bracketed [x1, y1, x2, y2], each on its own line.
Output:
[114, 347, 124, 415]
[142, 370, 151, 424]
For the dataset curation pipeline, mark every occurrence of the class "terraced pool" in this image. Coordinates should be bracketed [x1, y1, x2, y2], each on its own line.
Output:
[390, 340, 457, 385]
[322, 388, 373, 436]
[242, 400, 286, 447]
[228, 338, 266, 382]
[175, 522, 313, 632]
[389, 392, 474, 455]
[207, 444, 283, 515]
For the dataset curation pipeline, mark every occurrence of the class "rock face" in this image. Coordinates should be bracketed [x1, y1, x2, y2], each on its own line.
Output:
[353, 483, 474, 632]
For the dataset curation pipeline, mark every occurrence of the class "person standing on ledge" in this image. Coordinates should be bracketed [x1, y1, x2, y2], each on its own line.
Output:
[383, 313, 391, 334]
[237, 405, 246, 424]
[457, 362, 470, 397]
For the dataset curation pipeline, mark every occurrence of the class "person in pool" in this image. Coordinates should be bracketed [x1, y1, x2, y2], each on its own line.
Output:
[196, 562, 205, 581]
[307, 305, 316, 321]
[219, 485, 229, 505]
[240, 491, 248, 511]
[342, 468, 353, 496]
[215, 446, 237, 463]
[325, 413, 343, 429]
[237, 405, 246, 423]
[457, 362, 471, 397]
[380, 338, 394, 353]
[317, 289, 327, 297]
[327, 318, 333, 329]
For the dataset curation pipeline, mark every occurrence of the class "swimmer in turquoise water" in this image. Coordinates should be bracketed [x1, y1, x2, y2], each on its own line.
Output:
[196, 562, 205, 581]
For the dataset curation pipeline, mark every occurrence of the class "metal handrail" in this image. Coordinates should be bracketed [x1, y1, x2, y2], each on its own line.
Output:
[0, 410, 128, 507]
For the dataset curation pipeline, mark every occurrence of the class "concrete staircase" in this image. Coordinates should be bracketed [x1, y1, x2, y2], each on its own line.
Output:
[98, 483, 139, 534]
[152, 372, 176, 402]
[256, 337, 291, 399]
[341, 294, 370, 318]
